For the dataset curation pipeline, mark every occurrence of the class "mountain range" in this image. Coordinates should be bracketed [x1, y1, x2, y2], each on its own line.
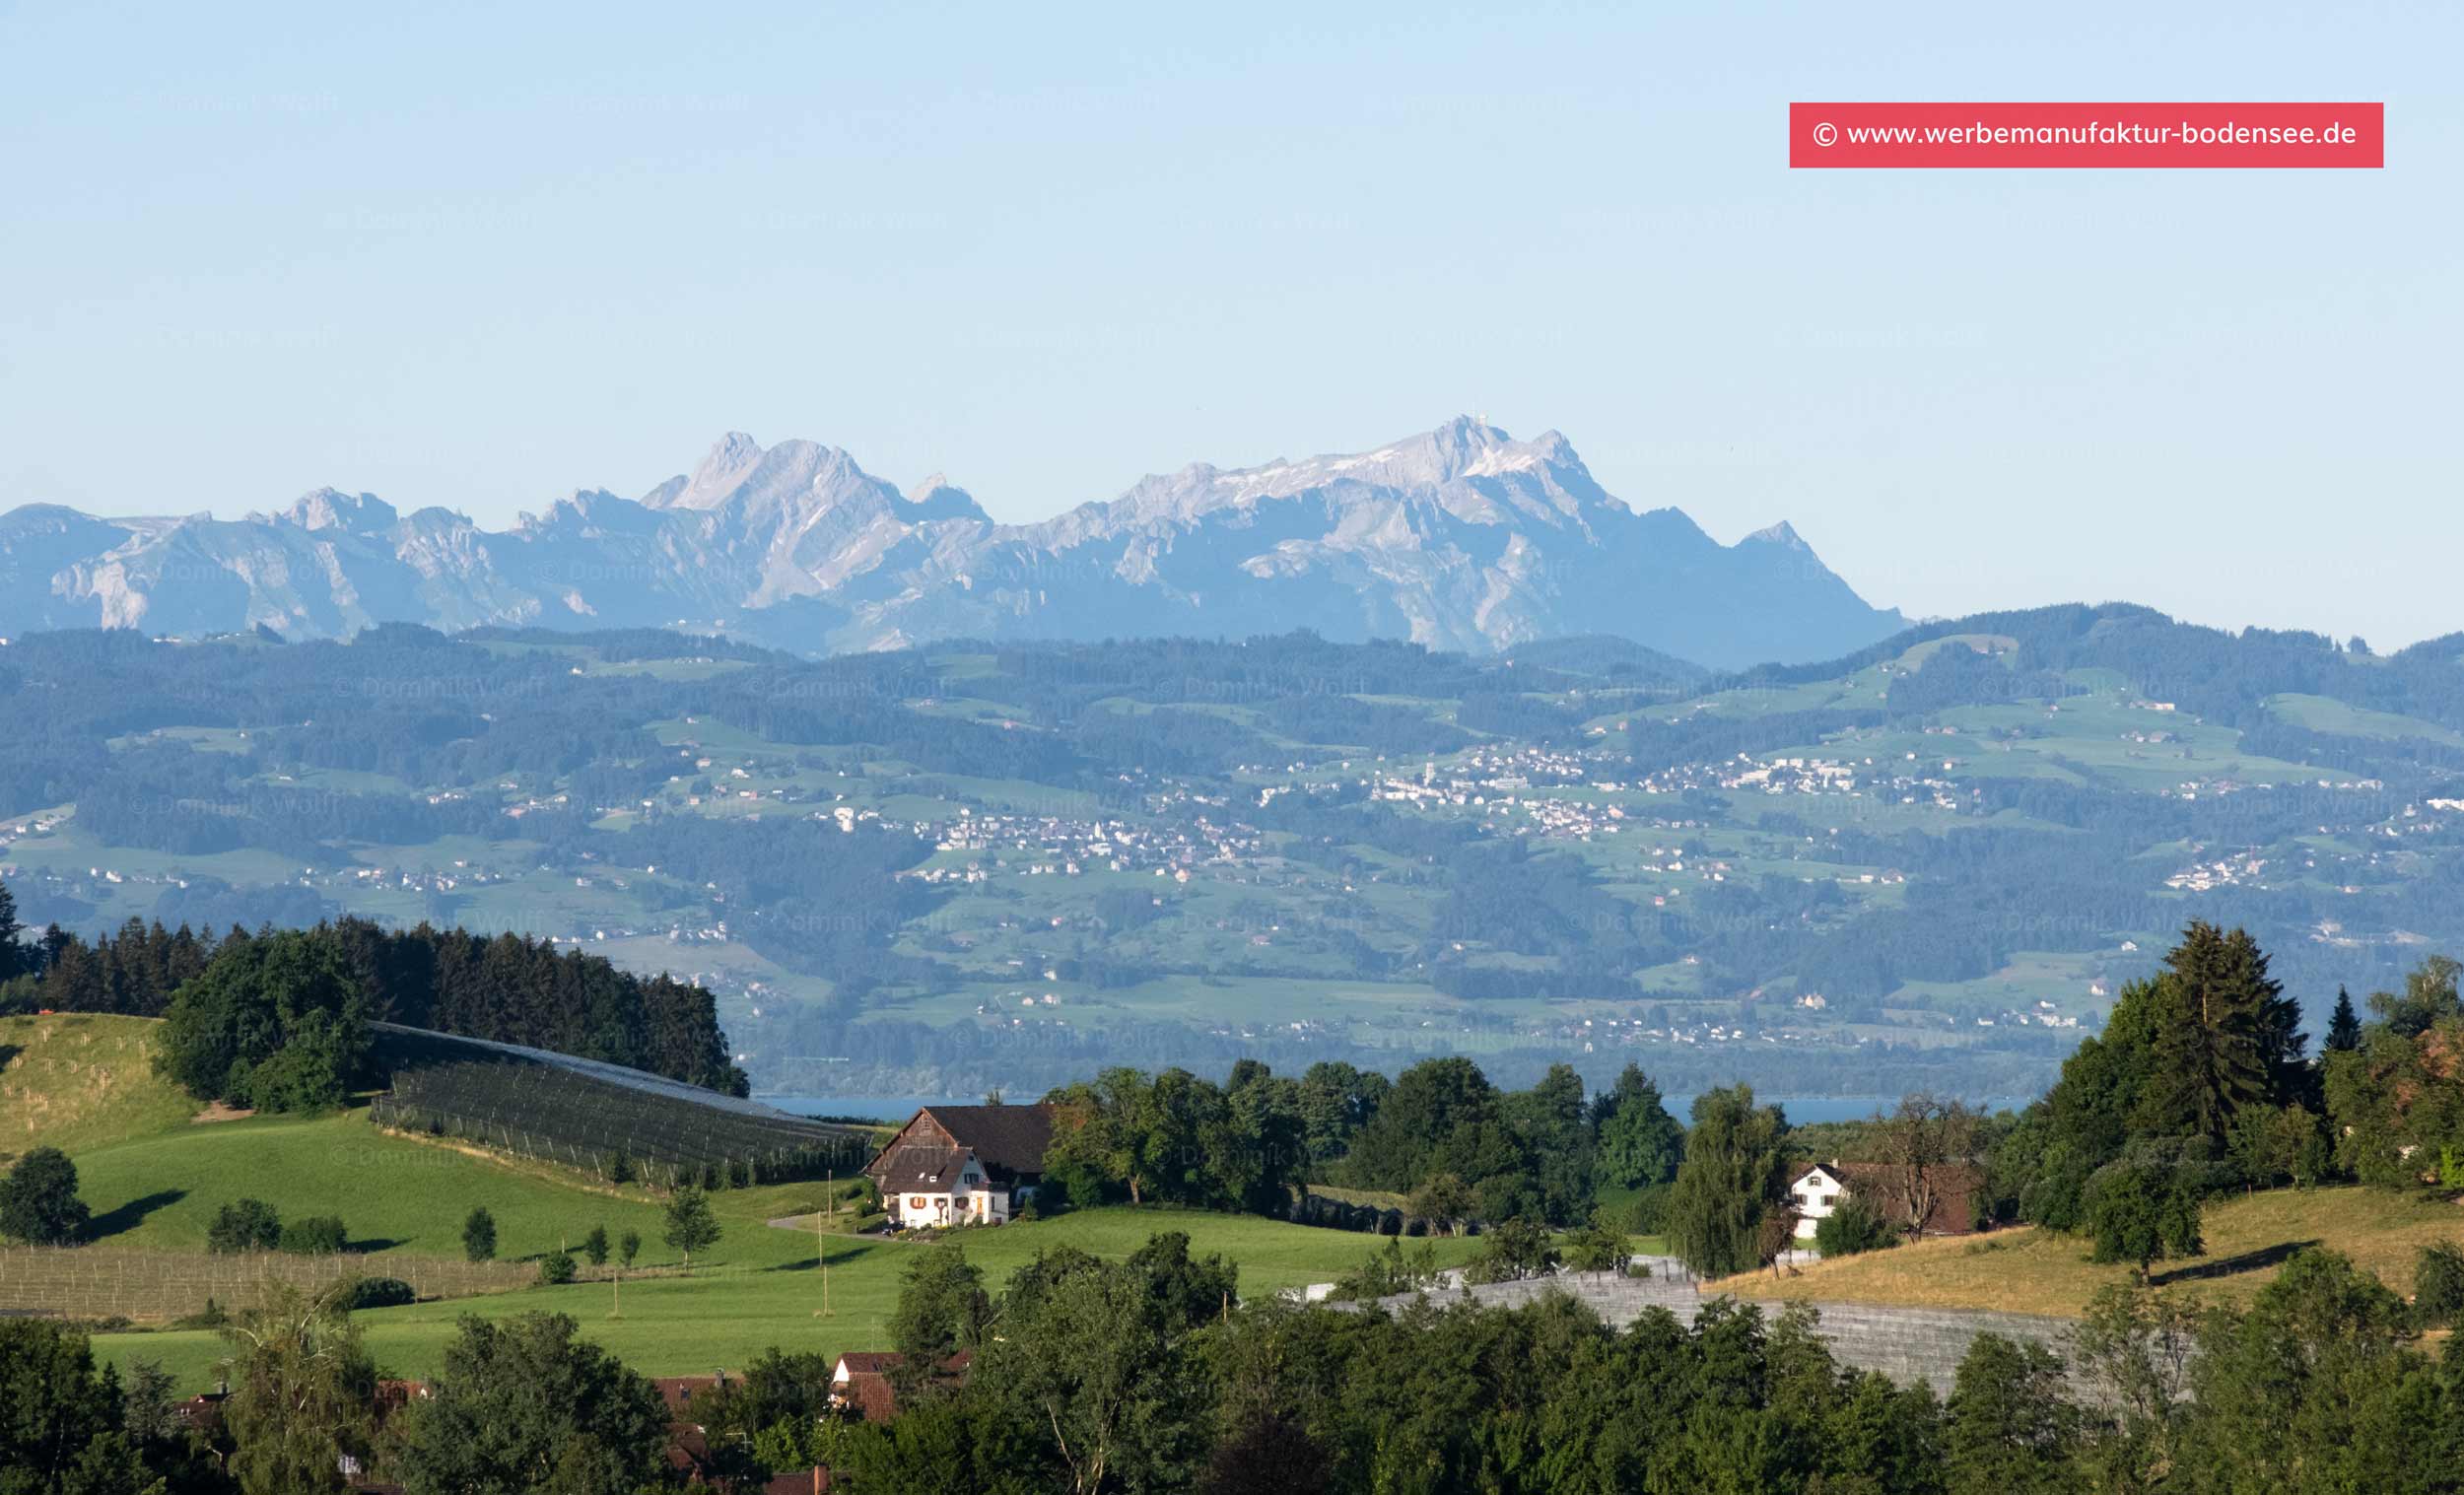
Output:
[0, 418, 1901, 667]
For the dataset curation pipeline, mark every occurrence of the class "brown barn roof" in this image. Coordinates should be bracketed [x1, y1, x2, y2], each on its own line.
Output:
[864, 1104, 1055, 1188]
[829, 1350, 973, 1423]
[650, 1375, 721, 1414]
[918, 1104, 1055, 1174]
[834, 1351, 903, 1376]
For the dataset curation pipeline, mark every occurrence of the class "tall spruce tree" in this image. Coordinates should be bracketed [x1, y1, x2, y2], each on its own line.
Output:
[2324, 986, 2362, 1053]
[2138, 923, 2286, 1143]
[0, 877, 24, 981]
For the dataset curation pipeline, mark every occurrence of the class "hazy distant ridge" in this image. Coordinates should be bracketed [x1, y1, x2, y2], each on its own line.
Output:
[0, 418, 1901, 668]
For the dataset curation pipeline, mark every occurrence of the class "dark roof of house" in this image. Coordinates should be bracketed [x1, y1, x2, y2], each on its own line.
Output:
[870, 1138, 974, 1190]
[838, 1371, 900, 1425]
[650, 1375, 721, 1414]
[831, 1350, 974, 1423]
[918, 1104, 1055, 1174]
[864, 1104, 1056, 1187]
[834, 1351, 903, 1376]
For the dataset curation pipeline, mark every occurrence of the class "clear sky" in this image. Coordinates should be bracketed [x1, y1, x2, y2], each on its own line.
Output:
[3, 3, 2455, 645]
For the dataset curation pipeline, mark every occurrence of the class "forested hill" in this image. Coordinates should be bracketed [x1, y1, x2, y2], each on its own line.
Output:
[0, 608, 2459, 1099]
[0, 912, 746, 1096]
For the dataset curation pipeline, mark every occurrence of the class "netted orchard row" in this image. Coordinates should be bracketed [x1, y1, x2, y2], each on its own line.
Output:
[370, 1058, 876, 1189]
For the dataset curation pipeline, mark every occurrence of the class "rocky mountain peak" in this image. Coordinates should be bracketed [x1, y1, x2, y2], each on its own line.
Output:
[3, 418, 1900, 667]
[1745, 519, 1813, 551]
[280, 488, 397, 534]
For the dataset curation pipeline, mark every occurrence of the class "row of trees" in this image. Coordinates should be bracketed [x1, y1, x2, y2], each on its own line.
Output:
[11, 1223, 2460, 1493]
[718, 1230, 2464, 1494]
[1030, 1054, 1687, 1229]
[0, 879, 746, 1096]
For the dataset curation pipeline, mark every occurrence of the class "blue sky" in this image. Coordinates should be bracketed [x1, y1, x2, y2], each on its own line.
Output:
[3, 2, 2455, 645]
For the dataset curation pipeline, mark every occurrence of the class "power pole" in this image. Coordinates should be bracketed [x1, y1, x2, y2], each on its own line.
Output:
[815, 1170, 834, 1318]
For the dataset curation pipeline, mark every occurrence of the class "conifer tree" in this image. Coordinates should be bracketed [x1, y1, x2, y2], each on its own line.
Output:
[2324, 986, 2362, 1053]
[2139, 923, 2284, 1142]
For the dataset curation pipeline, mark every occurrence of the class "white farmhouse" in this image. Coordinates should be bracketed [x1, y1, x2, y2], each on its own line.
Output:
[863, 1104, 1055, 1229]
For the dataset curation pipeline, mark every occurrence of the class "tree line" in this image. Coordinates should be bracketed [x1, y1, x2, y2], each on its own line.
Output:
[1021, 1054, 1685, 1233]
[0, 878, 746, 1099]
[23, 1223, 2449, 1494]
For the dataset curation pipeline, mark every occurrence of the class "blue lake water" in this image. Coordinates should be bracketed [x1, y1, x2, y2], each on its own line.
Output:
[759, 1093, 2029, 1124]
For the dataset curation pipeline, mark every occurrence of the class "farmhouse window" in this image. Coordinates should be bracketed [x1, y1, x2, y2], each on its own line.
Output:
[910, 1196, 927, 1209]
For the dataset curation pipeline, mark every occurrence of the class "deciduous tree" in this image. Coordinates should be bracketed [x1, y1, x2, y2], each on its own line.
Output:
[0, 1145, 90, 1246]
[1667, 1084, 1789, 1277]
[392, 1312, 667, 1495]
[662, 1185, 720, 1271]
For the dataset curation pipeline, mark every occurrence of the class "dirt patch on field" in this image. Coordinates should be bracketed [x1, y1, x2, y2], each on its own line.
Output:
[190, 1102, 255, 1123]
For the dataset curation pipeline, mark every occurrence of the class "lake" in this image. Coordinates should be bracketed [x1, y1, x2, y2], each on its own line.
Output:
[757, 1093, 2029, 1124]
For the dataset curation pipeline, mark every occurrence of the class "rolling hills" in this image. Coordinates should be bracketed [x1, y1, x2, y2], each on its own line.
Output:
[0, 1014, 1488, 1392]
[5, 605, 2464, 1103]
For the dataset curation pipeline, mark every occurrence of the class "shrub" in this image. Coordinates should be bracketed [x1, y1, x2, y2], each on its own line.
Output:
[2415, 1241, 2464, 1328]
[463, 1206, 498, 1263]
[1465, 1217, 1560, 1284]
[335, 1277, 417, 1311]
[538, 1249, 578, 1286]
[279, 1215, 349, 1256]
[207, 1198, 283, 1254]
[1563, 1218, 1629, 1273]
[1407, 1173, 1475, 1234]
[2084, 1162, 2203, 1278]
[582, 1225, 610, 1267]
[1814, 1194, 1895, 1258]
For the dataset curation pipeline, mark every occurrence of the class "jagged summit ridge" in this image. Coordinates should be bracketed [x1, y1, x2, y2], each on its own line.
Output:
[0, 420, 1900, 668]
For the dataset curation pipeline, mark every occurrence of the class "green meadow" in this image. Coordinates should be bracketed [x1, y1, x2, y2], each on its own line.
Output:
[7, 1019, 1479, 1391]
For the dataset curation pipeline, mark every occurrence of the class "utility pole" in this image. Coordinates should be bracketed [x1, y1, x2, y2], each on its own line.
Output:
[815, 1170, 834, 1318]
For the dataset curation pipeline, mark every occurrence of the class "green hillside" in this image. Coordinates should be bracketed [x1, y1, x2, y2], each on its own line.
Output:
[7, 610, 2464, 1103]
[2, 1081, 1476, 1393]
[63, 1107, 1477, 1391]
[0, 1013, 199, 1163]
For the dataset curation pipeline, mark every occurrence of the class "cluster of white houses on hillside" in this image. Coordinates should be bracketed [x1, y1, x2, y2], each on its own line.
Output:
[862, 1103, 1057, 1228]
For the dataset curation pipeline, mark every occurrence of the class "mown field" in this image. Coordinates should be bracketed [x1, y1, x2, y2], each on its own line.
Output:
[1722, 1185, 2464, 1318]
[0, 1012, 202, 1164]
[84, 1189, 1486, 1393]
[1, 1016, 1481, 1391]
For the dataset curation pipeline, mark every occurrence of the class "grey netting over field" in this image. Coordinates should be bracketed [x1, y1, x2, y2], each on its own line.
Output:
[367, 1023, 873, 1189]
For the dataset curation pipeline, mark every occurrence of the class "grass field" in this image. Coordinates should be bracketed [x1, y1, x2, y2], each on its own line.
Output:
[1722, 1185, 2464, 1319]
[89, 1199, 1485, 1393]
[0, 1014, 201, 1164]
[40, 1092, 1483, 1392]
